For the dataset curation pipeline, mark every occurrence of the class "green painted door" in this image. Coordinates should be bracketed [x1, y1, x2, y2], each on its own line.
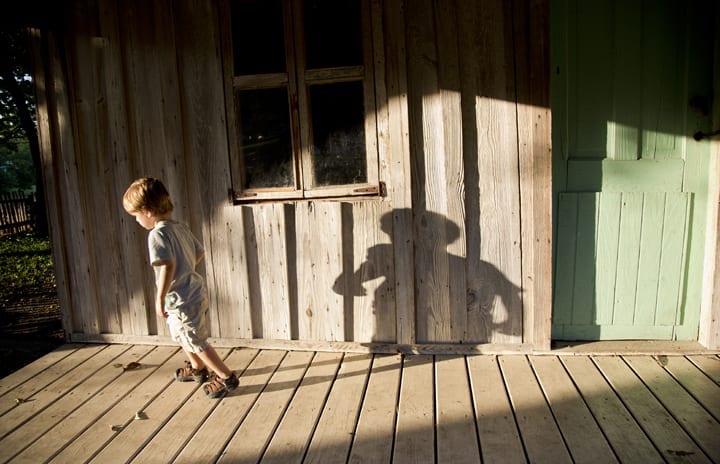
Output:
[551, 0, 716, 340]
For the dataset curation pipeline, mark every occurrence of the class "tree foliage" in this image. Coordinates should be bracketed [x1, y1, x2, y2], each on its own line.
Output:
[0, 26, 47, 234]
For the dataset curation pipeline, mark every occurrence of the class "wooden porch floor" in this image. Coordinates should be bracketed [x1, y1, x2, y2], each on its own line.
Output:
[0, 344, 719, 463]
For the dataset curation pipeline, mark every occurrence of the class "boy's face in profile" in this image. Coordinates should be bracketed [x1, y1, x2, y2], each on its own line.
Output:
[130, 210, 156, 230]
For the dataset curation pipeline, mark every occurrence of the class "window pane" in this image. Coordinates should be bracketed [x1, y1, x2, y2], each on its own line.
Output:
[231, 0, 286, 75]
[304, 0, 362, 69]
[310, 81, 366, 186]
[237, 88, 294, 189]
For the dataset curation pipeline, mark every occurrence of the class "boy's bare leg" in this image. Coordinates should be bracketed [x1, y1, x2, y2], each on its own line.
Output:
[196, 345, 233, 379]
[184, 350, 205, 370]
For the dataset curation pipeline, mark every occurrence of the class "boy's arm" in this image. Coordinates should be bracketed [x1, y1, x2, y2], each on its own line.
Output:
[154, 259, 175, 319]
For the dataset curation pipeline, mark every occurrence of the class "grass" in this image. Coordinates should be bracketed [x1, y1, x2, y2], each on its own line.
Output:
[0, 232, 55, 303]
[0, 232, 62, 378]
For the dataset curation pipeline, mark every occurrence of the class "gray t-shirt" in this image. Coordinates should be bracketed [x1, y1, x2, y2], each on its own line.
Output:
[148, 220, 206, 312]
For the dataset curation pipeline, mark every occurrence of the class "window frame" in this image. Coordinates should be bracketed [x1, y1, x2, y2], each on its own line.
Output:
[220, 0, 382, 202]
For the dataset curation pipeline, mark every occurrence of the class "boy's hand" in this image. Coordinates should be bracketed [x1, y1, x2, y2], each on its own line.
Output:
[156, 303, 168, 319]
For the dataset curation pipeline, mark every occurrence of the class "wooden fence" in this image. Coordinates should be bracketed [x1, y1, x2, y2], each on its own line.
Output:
[0, 192, 35, 235]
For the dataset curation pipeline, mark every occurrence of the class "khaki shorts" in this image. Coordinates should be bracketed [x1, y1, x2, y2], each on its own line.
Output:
[166, 302, 209, 353]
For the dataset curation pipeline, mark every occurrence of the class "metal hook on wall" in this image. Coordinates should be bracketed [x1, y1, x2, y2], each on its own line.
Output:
[693, 129, 720, 141]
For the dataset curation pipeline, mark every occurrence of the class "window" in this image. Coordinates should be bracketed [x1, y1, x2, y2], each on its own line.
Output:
[222, 0, 381, 201]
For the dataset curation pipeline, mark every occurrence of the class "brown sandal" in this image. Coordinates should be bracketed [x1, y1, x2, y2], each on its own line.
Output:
[174, 362, 209, 383]
[204, 372, 239, 398]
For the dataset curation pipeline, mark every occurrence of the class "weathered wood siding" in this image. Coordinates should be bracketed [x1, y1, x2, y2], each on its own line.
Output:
[32, 0, 551, 349]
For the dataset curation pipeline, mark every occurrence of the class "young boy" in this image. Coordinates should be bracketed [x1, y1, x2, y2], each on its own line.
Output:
[123, 177, 238, 398]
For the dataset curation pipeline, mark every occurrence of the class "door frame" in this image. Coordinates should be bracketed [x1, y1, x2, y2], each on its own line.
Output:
[699, 9, 720, 349]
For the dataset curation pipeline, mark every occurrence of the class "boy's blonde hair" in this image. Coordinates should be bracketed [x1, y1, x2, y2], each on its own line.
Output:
[123, 177, 174, 215]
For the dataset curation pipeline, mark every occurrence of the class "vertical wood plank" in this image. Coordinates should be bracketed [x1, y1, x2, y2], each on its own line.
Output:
[296, 202, 344, 341]
[29, 28, 74, 335]
[43, 11, 100, 336]
[516, 0, 552, 348]
[595, 192, 621, 325]
[393, 355, 434, 464]
[613, 193, 643, 325]
[635, 194, 665, 325]
[656, 193, 690, 325]
[382, 0, 416, 345]
[172, 0, 249, 339]
[96, 0, 151, 337]
[571, 193, 597, 325]
[349, 201, 395, 343]
[553, 194, 578, 330]
[255, 204, 292, 340]
[472, 0, 524, 344]
[67, 0, 118, 334]
[610, 0, 642, 161]
[435, 0, 468, 344]
[406, 0, 452, 343]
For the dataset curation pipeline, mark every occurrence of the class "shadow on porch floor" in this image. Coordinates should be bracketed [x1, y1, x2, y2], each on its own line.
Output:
[0, 343, 719, 463]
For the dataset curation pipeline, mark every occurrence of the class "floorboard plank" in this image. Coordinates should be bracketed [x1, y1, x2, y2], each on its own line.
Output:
[500, 355, 572, 464]
[664, 356, 720, 421]
[2, 345, 718, 464]
[47, 347, 182, 464]
[561, 356, 662, 463]
[0, 344, 81, 399]
[303, 353, 372, 464]
[687, 355, 720, 384]
[530, 356, 618, 464]
[217, 350, 315, 464]
[130, 348, 256, 463]
[624, 356, 720, 462]
[435, 355, 480, 464]
[173, 349, 281, 464]
[0, 343, 128, 456]
[348, 354, 403, 464]
[0, 344, 104, 419]
[262, 351, 344, 464]
[393, 354, 434, 464]
[11, 344, 160, 463]
[467, 355, 525, 464]
[87, 349, 232, 464]
[593, 356, 711, 463]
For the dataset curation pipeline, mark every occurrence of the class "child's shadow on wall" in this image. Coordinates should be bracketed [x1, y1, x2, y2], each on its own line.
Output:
[333, 209, 522, 343]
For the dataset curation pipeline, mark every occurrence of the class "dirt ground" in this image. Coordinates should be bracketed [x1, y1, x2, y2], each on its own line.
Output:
[0, 280, 63, 378]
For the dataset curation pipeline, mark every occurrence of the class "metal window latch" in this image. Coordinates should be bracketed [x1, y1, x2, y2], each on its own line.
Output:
[693, 129, 720, 141]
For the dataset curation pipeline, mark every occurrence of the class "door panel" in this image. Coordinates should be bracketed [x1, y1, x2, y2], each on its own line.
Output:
[553, 192, 691, 340]
[552, 0, 714, 340]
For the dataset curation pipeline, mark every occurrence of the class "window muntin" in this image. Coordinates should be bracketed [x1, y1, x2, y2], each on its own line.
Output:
[224, 0, 379, 201]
